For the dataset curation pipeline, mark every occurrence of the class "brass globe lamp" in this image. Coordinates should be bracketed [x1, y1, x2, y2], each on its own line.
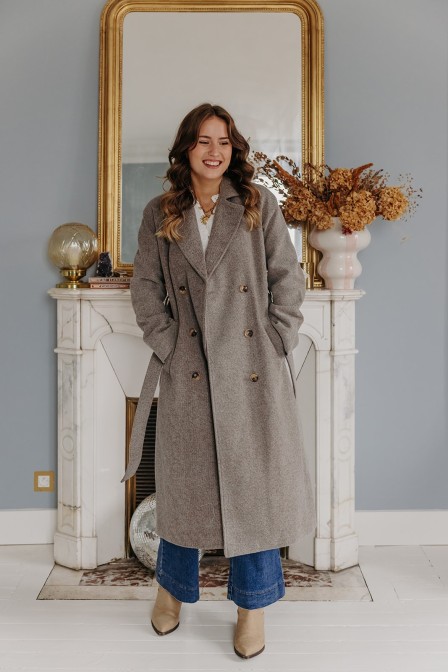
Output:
[48, 223, 98, 288]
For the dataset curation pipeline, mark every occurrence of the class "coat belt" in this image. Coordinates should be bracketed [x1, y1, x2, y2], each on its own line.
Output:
[121, 351, 162, 483]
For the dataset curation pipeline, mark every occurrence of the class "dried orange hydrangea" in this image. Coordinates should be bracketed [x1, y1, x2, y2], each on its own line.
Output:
[329, 168, 353, 192]
[309, 203, 333, 230]
[250, 153, 421, 235]
[339, 191, 377, 231]
[283, 189, 317, 223]
[377, 187, 409, 220]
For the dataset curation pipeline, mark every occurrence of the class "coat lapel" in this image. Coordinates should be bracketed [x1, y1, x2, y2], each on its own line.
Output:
[175, 176, 245, 281]
[175, 207, 207, 280]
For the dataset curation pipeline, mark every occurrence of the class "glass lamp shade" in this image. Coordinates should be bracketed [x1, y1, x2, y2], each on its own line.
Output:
[48, 223, 98, 288]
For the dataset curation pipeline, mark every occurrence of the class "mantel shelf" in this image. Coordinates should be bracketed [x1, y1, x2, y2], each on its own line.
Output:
[48, 286, 365, 302]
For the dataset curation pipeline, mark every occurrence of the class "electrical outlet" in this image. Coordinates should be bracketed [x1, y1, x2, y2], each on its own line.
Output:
[38, 475, 50, 488]
[34, 471, 55, 492]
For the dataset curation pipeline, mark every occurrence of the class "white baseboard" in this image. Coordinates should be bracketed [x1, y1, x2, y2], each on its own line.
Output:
[0, 509, 57, 545]
[355, 510, 448, 546]
[1, 509, 447, 547]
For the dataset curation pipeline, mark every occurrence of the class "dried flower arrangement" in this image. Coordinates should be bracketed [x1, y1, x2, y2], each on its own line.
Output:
[251, 153, 422, 235]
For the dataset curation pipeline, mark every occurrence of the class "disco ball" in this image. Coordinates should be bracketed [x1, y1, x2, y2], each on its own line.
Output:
[129, 493, 204, 571]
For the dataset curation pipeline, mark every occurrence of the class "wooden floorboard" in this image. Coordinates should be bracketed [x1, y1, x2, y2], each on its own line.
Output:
[0, 544, 447, 671]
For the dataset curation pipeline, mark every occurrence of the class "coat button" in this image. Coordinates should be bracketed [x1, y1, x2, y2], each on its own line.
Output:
[189, 328, 198, 337]
[179, 285, 187, 294]
[244, 329, 253, 338]
[192, 371, 200, 380]
[239, 284, 248, 292]
[250, 372, 259, 382]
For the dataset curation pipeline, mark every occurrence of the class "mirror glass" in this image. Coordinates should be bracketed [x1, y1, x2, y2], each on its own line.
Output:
[99, 0, 324, 284]
[121, 12, 302, 264]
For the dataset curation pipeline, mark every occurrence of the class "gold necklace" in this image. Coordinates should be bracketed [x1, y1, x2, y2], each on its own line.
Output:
[199, 201, 218, 225]
[193, 192, 220, 225]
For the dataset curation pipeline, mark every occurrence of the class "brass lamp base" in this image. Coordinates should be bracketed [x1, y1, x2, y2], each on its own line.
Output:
[56, 281, 90, 289]
[56, 268, 89, 289]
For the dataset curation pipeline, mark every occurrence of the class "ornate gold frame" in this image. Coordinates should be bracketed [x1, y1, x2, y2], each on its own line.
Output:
[98, 0, 325, 287]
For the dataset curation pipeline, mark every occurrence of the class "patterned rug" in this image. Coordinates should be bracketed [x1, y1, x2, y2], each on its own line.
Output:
[38, 555, 371, 601]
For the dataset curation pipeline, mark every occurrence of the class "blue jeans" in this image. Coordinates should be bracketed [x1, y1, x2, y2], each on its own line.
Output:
[155, 537, 285, 609]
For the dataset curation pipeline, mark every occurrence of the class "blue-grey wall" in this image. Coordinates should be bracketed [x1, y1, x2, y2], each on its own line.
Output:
[0, 0, 446, 511]
[0, 0, 104, 509]
[320, 0, 448, 508]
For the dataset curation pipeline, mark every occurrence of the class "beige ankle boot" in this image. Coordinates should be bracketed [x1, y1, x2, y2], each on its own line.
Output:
[151, 585, 182, 635]
[233, 606, 265, 659]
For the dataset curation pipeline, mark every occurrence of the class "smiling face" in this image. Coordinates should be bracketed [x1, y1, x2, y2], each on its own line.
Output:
[187, 116, 233, 187]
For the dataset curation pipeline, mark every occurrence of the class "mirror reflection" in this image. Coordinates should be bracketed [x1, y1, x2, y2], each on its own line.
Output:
[121, 11, 302, 264]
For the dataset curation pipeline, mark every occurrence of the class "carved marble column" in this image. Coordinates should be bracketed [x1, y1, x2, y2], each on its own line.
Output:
[329, 294, 362, 570]
[285, 289, 365, 571]
[50, 294, 96, 568]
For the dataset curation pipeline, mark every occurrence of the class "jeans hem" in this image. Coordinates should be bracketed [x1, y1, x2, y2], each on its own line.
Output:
[227, 578, 285, 609]
[156, 569, 200, 603]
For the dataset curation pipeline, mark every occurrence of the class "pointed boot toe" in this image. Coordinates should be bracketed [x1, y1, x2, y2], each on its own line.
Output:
[233, 606, 265, 659]
[151, 585, 182, 636]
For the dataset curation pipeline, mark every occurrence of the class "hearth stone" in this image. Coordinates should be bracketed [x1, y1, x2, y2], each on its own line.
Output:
[38, 555, 371, 601]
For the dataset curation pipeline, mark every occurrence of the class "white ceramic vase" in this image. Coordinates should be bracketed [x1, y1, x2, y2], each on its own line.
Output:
[308, 217, 371, 289]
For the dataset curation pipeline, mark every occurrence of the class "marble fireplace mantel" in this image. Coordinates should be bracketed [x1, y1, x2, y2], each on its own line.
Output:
[48, 287, 364, 572]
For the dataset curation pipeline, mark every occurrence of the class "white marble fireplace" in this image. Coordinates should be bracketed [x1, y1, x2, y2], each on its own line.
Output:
[48, 287, 364, 572]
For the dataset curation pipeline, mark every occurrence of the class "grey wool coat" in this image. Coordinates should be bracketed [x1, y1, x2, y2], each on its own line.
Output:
[122, 175, 316, 557]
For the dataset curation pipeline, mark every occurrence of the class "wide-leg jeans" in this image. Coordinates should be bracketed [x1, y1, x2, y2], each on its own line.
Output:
[155, 537, 285, 609]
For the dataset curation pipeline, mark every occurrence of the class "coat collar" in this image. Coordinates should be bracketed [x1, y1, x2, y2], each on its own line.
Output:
[175, 175, 245, 281]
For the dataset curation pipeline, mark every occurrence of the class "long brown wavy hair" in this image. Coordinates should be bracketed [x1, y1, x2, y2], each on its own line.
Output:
[157, 103, 261, 242]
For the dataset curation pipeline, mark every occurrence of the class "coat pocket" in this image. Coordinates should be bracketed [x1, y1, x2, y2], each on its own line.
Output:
[285, 351, 297, 399]
[263, 319, 285, 358]
[263, 321, 296, 398]
[164, 322, 179, 376]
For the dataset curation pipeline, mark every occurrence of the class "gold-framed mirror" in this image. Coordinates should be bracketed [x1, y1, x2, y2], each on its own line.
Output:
[98, 0, 324, 285]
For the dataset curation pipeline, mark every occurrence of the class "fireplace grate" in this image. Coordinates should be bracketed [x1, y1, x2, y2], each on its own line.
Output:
[135, 404, 157, 507]
[125, 398, 158, 557]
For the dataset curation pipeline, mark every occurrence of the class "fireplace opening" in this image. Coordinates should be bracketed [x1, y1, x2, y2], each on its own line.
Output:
[125, 397, 288, 560]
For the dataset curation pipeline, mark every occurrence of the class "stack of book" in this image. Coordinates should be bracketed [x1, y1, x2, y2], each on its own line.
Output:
[88, 276, 131, 289]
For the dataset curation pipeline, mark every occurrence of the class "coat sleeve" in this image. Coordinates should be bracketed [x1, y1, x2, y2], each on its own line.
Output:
[262, 189, 306, 356]
[130, 203, 177, 364]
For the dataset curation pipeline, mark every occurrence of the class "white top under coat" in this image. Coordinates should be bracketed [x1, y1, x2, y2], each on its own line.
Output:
[193, 193, 219, 253]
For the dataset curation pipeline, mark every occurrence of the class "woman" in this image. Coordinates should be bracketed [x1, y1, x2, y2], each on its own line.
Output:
[122, 103, 316, 659]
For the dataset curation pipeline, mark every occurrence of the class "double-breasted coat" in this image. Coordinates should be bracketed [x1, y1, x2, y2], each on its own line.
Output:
[122, 175, 316, 557]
